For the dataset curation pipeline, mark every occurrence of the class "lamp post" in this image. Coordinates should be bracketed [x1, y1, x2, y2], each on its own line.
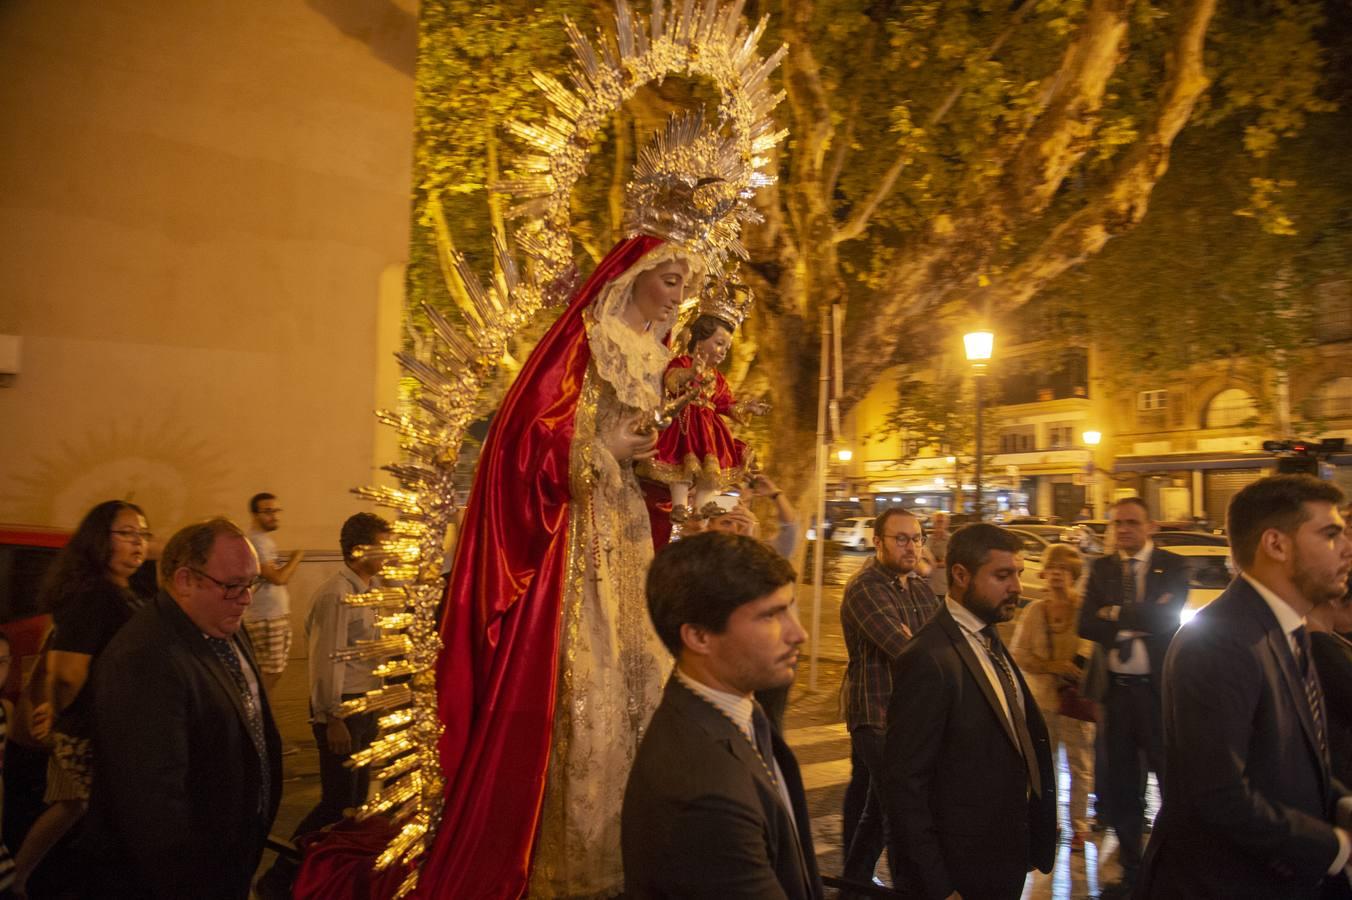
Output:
[1082, 429, 1102, 517]
[964, 330, 994, 521]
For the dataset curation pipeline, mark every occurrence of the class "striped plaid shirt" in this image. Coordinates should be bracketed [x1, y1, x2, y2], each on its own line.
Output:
[841, 557, 940, 729]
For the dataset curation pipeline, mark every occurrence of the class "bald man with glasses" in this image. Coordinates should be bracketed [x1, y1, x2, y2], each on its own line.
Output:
[840, 508, 940, 893]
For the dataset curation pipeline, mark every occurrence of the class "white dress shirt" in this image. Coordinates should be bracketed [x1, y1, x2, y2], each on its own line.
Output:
[1109, 540, 1154, 675]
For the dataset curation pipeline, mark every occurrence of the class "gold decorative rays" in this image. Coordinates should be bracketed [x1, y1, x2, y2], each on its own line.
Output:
[342, 2, 787, 896]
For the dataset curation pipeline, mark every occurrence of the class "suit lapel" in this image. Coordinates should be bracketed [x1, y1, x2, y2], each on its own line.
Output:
[1266, 628, 1327, 781]
[667, 678, 812, 890]
[937, 608, 1022, 754]
[1235, 584, 1329, 788]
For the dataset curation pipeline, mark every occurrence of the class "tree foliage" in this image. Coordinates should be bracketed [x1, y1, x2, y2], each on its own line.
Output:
[411, 0, 1344, 496]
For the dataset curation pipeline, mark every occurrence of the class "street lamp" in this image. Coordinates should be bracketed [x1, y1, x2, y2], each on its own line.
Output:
[964, 330, 994, 521]
[1082, 430, 1102, 517]
[837, 448, 853, 462]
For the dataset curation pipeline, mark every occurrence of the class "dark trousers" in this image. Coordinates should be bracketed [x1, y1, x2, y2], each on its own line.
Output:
[293, 709, 378, 838]
[842, 725, 895, 890]
[1104, 677, 1164, 877]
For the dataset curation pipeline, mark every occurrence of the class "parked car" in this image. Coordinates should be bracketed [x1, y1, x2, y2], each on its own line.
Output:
[1005, 528, 1051, 604]
[1152, 530, 1230, 548]
[1173, 542, 1235, 626]
[1006, 515, 1062, 526]
[1062, 519, 1111, 555]
[1007, 523, 1066, 543]
[832, 516, 876, 550]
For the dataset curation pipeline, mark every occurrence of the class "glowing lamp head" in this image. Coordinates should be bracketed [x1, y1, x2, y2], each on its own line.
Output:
[837, 449, 853, 462]
[1083, 430, 1102, 447]
[963, 330, 994, 364]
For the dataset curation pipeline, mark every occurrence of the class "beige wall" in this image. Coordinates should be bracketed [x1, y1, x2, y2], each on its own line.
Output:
[0, 0, 416, 552]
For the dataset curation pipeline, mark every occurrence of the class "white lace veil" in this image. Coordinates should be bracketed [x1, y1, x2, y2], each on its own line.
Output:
[587, 243, 704, 411]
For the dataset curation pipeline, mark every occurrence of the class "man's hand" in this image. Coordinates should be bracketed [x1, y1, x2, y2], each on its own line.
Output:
[288, 549, 307, 565]
[749, 474, 780, 497]
[326, 717, 353, 755]
[1096, 605, 1121, 621]
[944, 892, 964, 900]
[1155, 591, 1173, 606]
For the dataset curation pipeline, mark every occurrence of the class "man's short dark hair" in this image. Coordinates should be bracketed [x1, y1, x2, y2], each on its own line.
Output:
[341, 513, 391, 561]
[160, 518, 247, 591]
[1228, 475, 1345, 569]
[873, 507, 917, 538]
[249, 492, 275, 514]
[1109, 496, 1151, 519]
[646, 531, 797, 655]
[946, 523, 1024, 585]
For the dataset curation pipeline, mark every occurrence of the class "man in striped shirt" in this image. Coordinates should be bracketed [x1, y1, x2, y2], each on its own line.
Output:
[840, 508, 940, 891]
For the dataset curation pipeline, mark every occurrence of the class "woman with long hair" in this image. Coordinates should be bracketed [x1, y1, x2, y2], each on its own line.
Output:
[13, 499, 149, 897]
[1011, 542, 1097, 852]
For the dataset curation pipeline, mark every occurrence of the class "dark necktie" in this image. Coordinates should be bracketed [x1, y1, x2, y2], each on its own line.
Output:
[1116, 557, 1139, 663]
[751, 701, 777, 783]
[1293, 626, 1330, 763]
[981, 626, 1042, 797]
[206, 636, 271, 814]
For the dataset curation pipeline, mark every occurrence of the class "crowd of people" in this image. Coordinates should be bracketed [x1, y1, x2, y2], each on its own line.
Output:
[6, 463, 1352, 900]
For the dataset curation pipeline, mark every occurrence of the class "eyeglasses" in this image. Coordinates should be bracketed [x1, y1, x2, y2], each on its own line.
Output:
[189, 568, 265, 600]
[110, 529, 154, 544]
[882, 533, 926, 547]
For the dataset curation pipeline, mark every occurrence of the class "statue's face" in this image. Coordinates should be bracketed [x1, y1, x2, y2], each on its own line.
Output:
[694, 325, 732, 367]
[630, 259, 690, 326]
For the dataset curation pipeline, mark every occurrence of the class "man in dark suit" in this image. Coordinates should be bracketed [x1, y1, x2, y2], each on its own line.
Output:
[82, 518, 283, 899]
[882, 523, 1056, 900]
[1076, 496, 1188, 896]
[1140, 475, 1352, 899]
[622, 531, 823, 899]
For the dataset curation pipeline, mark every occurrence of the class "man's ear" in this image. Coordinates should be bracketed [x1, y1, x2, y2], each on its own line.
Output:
[950, 563, 970, 595]
[1259, 527, 1291, 564]
[679, 622, 714, 658]
[171, 565, 193, 595]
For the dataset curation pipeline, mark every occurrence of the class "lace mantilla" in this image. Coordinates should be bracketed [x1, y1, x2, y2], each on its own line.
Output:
[587, 244, 702, 411]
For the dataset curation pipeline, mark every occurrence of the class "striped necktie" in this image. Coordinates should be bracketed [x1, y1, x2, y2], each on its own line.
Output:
[1293, 626, 1329, 762]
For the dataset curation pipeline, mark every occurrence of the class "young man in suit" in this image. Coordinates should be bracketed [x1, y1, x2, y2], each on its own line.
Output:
[82, 518, 282, 899]
[1076, 496, 1188, 896]
[1140, 475, 1352, 899]
[622, 531, 823, 899]
[882, 523, 1057, 900]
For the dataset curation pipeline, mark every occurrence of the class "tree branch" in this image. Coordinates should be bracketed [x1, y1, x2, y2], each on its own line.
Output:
[832, 2, 1036, 245]
[989, 0, 1216, 311]
[1005, 0, 1131, 217]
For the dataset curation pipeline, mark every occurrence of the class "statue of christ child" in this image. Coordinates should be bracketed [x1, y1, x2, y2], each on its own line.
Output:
[641, 278, 768, 527]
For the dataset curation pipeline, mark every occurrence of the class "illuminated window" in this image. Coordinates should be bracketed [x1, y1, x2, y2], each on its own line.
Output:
[1137, 390, 1167, 411]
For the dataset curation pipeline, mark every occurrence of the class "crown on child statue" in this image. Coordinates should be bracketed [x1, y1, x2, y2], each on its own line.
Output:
[622, 112, 770, 275]
[695, 271, 755, 329]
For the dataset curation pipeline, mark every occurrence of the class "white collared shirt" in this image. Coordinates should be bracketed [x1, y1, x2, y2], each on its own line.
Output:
[1110, 540, 1154, 675]
[945, 597, 1025, 726]
[674, 666, 796, 825]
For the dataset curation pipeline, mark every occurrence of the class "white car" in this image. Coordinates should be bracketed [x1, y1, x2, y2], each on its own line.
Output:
[1005, 528, 1050, 604]
[1170, 543, 1234, 626]
[832, 516, 876, 550]
[1062, 520, 1111, 555]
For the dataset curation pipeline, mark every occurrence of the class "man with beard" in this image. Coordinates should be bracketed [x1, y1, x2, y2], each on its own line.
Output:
[1139, 475, 1352, 899]
[839, 508, 939, 890]
[882, 524, 1056, 900]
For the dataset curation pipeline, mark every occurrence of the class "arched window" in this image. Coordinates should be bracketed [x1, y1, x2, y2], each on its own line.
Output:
[1204, 388, 1258, 429]
[1307, 377, 1352, 420]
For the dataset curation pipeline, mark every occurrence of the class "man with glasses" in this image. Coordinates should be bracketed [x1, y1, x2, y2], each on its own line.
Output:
[246, 492, 305, 698]
[81, 517, 281, 899]
[840, 508, 939, 892]
[257, 512, 391, 899]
